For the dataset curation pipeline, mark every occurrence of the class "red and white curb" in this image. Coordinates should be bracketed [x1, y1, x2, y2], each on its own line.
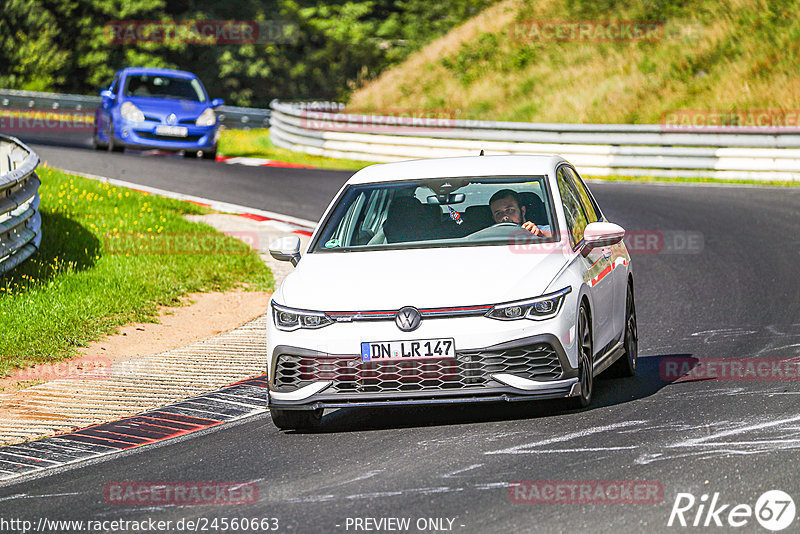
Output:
[61, 170, 317, 237]
[216, 155, 315, 169]
[0, 376, 270, 484]
[138, 150, 316, 169]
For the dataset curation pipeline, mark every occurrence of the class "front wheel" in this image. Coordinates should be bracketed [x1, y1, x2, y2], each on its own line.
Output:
[270, 408, 323, 431]
[606, 283, 637, 377]
[92, 124, 107, 150]
[566, 304, 593, 409]
[200, 149, 217, 160]
[107, 121, 124, 153]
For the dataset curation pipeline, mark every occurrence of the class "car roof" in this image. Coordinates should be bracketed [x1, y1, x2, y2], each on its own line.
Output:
[118, 67, 198, 79]
[347, 155, 569, 185]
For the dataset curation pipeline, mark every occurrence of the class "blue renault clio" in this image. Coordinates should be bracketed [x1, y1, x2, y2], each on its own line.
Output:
[93, 67, 224, 159]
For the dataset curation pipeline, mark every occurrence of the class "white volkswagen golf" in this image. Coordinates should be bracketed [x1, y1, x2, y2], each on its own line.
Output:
[267, 155, 637, 430]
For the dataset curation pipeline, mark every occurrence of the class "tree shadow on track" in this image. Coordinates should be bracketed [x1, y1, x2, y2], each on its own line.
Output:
[295, 354, 697, 434]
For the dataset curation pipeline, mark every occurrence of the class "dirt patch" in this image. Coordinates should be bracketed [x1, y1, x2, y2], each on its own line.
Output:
[0, 289, 269, 392]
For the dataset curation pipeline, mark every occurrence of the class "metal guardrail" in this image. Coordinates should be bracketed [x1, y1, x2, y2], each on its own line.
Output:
[0, 135, 41, 274]
[0, 89, 271, 130]
[269, 101, 800, 181]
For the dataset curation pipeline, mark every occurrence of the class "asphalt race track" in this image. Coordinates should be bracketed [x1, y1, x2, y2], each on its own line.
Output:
[25, 133, 352, 221]
[2, 132, 800, 533]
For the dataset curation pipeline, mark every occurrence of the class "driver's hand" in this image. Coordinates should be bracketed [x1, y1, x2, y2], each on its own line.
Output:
[522, 221, 550, 237]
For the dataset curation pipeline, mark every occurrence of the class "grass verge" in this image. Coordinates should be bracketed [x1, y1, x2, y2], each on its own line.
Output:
[0, 166, 273, 375]
[349, 0, 800, 124]
[218, 129, 372, 171]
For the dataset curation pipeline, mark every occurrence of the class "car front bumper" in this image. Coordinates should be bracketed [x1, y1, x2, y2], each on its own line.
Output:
[268, 332, 582, 410]
[114, 120, 218, 150]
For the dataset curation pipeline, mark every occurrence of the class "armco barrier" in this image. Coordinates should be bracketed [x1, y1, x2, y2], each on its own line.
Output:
[0, 89, 270, 130]
[0, 135, 41, 273]
[269, 101, 800, 181]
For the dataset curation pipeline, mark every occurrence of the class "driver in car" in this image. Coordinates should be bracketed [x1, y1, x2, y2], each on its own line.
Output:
[489, 189, 552, 237]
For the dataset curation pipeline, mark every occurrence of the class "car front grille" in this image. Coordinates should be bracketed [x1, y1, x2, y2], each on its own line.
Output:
[135, 131, 203, 142]
[273, 343, 563, 394]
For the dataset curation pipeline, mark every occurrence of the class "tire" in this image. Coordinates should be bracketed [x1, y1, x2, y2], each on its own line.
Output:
[183, 150, 199, 158]
[108, 121, 124, 152]
[270, 408, 323, 431]
[92, 124, 107, 150]
[200, 149, 217, 160]
[606, 283, 638, 377]
[566, 304, 593, 409]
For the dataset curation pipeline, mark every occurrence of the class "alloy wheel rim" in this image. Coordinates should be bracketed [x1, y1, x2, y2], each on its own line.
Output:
[626, 290, 638, 369]
[579, 309, 592, 400]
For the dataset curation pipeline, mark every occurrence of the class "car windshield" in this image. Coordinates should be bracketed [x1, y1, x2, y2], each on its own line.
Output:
[311, 175, 556, 252]
[123, 75, 206, 101]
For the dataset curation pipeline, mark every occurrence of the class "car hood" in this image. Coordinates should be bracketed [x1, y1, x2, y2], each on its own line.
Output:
[277, 244, 573, 311]
[124, 97, 208, 120]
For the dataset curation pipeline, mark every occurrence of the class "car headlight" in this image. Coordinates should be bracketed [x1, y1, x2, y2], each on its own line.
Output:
[196, 108, 216, 127]
[486, 287, 571, 321]
[120, 102, 144, 122]
[272, 302, 334, 331]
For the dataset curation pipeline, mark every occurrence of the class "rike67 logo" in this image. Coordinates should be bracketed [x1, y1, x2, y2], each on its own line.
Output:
[668, 490, 796, 531]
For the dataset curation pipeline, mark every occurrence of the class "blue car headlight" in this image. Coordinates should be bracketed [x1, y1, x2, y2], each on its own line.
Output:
[272, 301, 334, 331]
[120, 102, 144, 122]
[485, 287, 571, 321]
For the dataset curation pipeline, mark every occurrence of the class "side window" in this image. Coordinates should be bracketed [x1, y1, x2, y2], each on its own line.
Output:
[327, 189, 392, 246]
[557, 167, 589, 248]
[329, 192, 365, 246]
[564, 167, 599, 223]
[355, 189, 390, 243]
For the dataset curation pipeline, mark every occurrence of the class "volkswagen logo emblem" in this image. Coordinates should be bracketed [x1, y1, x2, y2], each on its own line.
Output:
[166, 113, 177, 125]
[395, 306, 421, 332]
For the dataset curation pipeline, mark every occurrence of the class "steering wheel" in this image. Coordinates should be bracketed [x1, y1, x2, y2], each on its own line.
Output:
[465, 221, 521, 240]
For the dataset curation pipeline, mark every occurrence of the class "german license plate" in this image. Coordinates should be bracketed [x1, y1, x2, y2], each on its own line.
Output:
[155, 125, 188, 137]
[360, 338, 455, 362]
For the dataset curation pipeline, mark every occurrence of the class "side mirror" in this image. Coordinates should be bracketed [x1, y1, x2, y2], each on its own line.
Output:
[211, 98, 225, 108]
[100, 90, 115, 100]
[583, 222, 625, 253]
[269, 236, 301, 266]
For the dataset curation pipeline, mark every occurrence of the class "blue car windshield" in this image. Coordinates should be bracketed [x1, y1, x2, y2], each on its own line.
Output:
[123, 75, 206, 102]
[311, 175, 557, 252]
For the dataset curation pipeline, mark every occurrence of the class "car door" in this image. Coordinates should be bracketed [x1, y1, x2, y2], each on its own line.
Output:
[565, 166, 627, 339]
[556, 166, 615, 352]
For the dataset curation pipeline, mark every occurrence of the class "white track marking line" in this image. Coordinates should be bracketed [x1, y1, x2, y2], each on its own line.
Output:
[484, 420, 647, 455]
